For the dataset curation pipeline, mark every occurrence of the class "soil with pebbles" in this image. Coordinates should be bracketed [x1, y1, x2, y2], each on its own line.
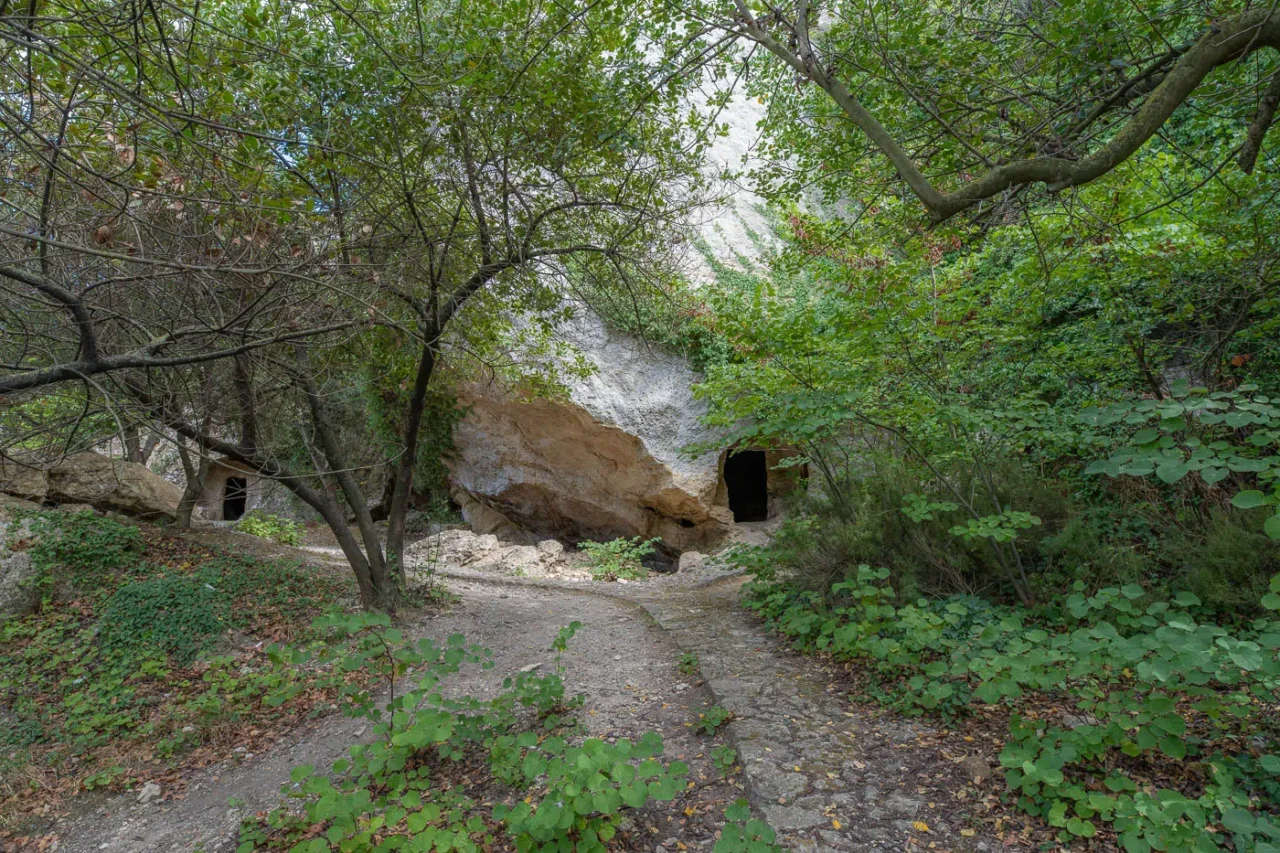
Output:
[40, 530, 1021, 853]
[42, 572, 744, 853]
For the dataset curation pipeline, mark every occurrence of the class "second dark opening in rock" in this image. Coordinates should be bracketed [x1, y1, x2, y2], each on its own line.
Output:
[725, 450, 768, 522]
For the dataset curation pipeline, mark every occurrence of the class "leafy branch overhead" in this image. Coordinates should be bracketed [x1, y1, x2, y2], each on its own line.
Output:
[679, 0, 1280, 220]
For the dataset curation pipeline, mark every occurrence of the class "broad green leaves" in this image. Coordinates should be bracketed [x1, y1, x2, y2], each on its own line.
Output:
[1084, 382, 1280, 539]
[743, 562, 1280, 852]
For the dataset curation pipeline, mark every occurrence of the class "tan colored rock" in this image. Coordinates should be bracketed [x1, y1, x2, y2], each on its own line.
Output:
[957, 755, 993, 782]
[536, 539, 566, 561]
[497, 545, 544, 576]
[0, 505, 40, 623]
[451, 489, 528, 540]
[44, 453, 182, 519]
[449, 312, 733, 553]
[677, 551, 707, 572]
[2, 453, 181, 519]
[405, 529, 500, 567]
[0, 457, 47, 502]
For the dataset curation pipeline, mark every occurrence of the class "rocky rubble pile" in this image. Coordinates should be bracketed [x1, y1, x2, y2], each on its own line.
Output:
[403, 528, 593, 581]
[401, 527, 751, 589]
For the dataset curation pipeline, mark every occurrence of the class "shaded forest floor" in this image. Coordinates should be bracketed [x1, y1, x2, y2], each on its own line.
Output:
[6, 523, 1024, 852]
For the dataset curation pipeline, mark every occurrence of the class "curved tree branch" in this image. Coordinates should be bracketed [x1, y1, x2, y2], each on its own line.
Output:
[1240, 66, 1280, 174]
[730, 2, 1280, 221]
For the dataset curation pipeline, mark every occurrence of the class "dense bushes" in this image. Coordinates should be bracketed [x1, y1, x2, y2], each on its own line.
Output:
[740, 559, 1280, 850]
[0, 511, 350, 811]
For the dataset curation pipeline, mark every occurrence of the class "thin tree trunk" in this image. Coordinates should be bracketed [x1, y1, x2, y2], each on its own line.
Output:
[295, 345, 394, 607]
[175, 438, 210, 528]
[385, 338, 437, 585]
[123, 424, 143, 463]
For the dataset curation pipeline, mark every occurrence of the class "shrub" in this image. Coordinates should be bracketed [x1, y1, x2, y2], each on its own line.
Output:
[753, 455, 1074, 604]
[24, 511, 144, 590]
[233, 511, 303, 546]
[1171, 511, 1280, 614]
[578, 536, 658, 581]
[742, 562, 1280, 850]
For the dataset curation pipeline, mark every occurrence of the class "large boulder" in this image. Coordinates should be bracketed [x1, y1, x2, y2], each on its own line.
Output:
[0, 453, 182, 520]
[448, 311, 733, 553]
[0, 458, 48, 503]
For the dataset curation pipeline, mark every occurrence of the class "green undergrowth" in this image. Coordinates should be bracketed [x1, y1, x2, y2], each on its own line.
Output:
[240, 617, 781, 853]
[235, 510, 305, 546]
[739, 551, 1280, 852]
[579, 537, 658, 582]
[0, 510, 352, 822]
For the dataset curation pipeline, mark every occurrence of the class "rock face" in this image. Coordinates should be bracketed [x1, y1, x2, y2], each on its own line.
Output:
[0, 453, 183, 519]
[0, 497, 41, 623]
[449, 311, 733, 553]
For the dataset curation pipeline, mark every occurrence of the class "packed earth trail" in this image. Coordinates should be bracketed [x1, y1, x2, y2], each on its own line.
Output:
[47, 551, 1012, 853]
[47, 575, 737, 853]
[432, 562, 1015, 853]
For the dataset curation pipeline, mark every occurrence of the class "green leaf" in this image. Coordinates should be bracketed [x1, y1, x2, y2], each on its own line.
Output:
[1222, 809, 1255, 834]
[1233, 490, 1269, 509]
[1158, 736, 1186, 759]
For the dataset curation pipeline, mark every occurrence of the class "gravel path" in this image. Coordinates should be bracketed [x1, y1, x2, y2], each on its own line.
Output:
[48, 548, 1013, 853]
[48, 578, 738, 853]
[436, 565, 1011, 853]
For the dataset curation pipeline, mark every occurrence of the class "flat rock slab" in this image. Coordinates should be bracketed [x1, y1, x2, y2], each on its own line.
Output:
[627, 579, 1010, 852]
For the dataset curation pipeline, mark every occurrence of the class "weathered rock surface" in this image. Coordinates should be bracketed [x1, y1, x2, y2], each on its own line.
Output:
[475, 544, 544, 576]
[0, 458, 47, 502]
[449, 311, 732, 553]
[405, 529, 591, 583]
[0, 498, 41, 623]
[677, 551, 707, 572]
[536, 539, 565, 562]
[404, 529, 499, 566]
[0, 452, 182, 519]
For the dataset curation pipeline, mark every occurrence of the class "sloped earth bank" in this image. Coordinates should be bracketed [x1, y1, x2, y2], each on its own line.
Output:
[437, 566, 1019, 853]
[45, 575, 744, 853]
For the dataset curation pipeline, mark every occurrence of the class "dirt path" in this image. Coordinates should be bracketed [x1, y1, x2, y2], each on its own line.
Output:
[431, 566, 1009, 853]
[50, 552, 1011, 853]
[49, 578, 739, 853]
[629, 578, 1005, 852]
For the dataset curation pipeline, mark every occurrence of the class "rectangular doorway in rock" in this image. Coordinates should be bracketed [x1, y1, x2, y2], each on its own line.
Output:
[223, 476, 248, 521]
[725, 450, 768, 522]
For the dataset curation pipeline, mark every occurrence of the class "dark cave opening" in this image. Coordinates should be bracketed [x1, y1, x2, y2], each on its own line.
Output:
[223, 476, 248, 521]
[724, 450, 768, 523]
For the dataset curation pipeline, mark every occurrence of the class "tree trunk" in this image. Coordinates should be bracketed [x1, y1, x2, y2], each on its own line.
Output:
[295, 345, 396, 609]
[175, 439, 210, 528]
[384, 338, 437, 585]
[123, 424, 143, 463]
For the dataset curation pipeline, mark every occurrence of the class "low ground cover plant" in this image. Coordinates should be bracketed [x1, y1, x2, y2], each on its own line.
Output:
[234, 511, 305, 546]
[740, 553, 1280, 851]
[0, 511, 351, 830]
[578, 536, 659, 582]
[239, 617, 696, 852]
